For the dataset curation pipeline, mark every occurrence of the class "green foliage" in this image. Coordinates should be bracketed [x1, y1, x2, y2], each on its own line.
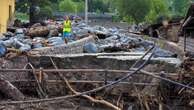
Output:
[59, 0, 77, 12]
[151, 0, 169, 16]
[112, 15, 120, 22]
[59, 0, 85, 13]
[123, 16, 134, 23]
[74, 1, 85, 12]
[39, 0, 54, 18]
[88, 0, 109, 12]
[15, 12, 29, 21]
[40, 6, 53, 18]
[145, 9, 157, 23]
[16, 0, 29, 12]
[115, 0, 152, 23]
[170, 0, 190, 17]
[145, 0, 170, 23]
[113, 0, 175, 23]
[16, 0, 193, 23]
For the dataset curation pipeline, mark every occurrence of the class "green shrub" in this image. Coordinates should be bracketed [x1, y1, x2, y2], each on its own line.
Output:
[15, 12, 29, 21]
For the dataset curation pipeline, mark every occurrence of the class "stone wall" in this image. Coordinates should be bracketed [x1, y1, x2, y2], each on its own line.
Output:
[30, 35, 95, 56]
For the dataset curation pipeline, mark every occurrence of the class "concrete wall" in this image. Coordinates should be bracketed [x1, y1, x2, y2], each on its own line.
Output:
[0, 0, 15, 33]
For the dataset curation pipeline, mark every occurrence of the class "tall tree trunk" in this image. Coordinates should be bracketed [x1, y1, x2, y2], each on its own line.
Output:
[0, 75, 25, 101]
[29, 0, 41, 24]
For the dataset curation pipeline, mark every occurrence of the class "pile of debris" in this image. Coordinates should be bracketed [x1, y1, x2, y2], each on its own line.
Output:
[73, 23, 176, 58]
[0, 18, 188, 110]
[0, 21, 90, 58]
[0, 48, 182, 110]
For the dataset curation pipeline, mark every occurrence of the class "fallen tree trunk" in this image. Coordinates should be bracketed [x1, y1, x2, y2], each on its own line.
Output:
[0, 75, 25, 101]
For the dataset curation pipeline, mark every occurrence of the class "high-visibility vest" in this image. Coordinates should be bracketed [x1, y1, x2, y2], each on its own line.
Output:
[63, 20, 71, 32]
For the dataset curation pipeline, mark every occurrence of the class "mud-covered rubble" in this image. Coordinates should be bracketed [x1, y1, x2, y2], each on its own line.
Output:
[0, 52, 180, 110]
[0, 20, 187, 110]
[96, 34, 143, 52]
[0, 22, 85, 57]
[75, 23, 177, 59]
[0, 19, 178, 61]
[0, 48, 189, 110]
[94, 32, 176, 59]
[0, 21, 112, 57]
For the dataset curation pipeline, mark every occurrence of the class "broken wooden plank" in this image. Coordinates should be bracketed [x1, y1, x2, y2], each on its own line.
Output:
[0, 68, 177, 75]
[11, 80, 159, 86]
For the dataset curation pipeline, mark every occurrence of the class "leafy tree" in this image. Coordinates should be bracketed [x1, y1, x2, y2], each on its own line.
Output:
[39, 6, 53, 19]
[170, 0, 190, 16]
[16, 0, 29, 12]
[75, 1, 85, 12]
[59, 0, 85, 13]
[16, 0, 56, 19]
[59, 0, 77, 12]
[145, 0, 169, 23]
[88, 0, 109, 12]
[151, 0, 169, 16]
[116, 0, 152, 23]
[16, 0, 193, 23]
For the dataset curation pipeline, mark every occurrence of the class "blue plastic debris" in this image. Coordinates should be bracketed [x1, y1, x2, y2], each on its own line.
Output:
[32, 43, 43, 49]
[0, 43, 6, 57]
[19, 44, 31, 52]
[153, 46, 174, 58]
[48, 37, 63, 43]
[48, 37, 64, 46]
[83, 43, 98, 53]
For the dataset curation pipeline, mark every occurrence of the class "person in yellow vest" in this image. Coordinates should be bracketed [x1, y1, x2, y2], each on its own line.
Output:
[63, 16, 72, 43]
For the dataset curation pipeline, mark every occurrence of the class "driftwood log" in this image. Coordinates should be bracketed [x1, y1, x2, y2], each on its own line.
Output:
[0, 74, 25, 101]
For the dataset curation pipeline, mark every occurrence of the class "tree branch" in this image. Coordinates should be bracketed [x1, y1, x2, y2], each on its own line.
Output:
[49, 57, 121, 110]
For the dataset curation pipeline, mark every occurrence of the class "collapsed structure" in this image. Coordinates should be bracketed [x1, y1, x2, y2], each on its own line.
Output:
[1, 2, 194, 110]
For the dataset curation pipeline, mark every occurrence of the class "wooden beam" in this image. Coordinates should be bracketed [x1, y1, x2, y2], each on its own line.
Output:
[0, 69, 176, 75]
[0, 69, 131, 73]
[12, 80, 158, 86]
[0, 69, 179, 80]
